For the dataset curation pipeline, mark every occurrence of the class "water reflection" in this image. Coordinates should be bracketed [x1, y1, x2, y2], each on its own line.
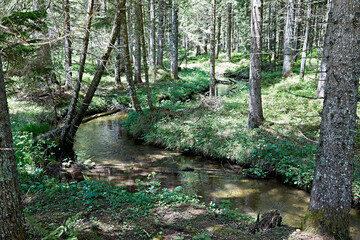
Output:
[74, 113, 360, 238]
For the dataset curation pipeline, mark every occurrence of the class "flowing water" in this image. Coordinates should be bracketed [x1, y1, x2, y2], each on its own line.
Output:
[74, 113, 360, 238]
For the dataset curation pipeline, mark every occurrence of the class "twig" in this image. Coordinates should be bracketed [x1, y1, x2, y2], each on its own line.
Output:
[297, 127, 318, 143]
[286, 90, 318, 100]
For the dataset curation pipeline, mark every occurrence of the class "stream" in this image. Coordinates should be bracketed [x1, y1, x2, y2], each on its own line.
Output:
[74, 113, 360, 238]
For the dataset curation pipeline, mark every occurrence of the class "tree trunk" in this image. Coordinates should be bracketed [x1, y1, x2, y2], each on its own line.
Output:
[209, 0, 216, 97]
[170, 0, 178, 80]
[292, 0, 302, 62]
[149, 0, 156, 70]
[68, 0, 126, 143]
[139, 0, 154, 110]
[134, 0, 142, 84]
[248, 0, 264, 128]
[156, 0, 165, 67]
[60, 0, 94, 152]
[63, 0, 72, 90]
[0, 51, 27, 240]
[267, 0, 272, 71]
[304, 1, 360, 239]
[115, 32, 122, 88]
[122, 0, 143, 114]
[299, 1, 311, 79]
[316, 0, 332, 99]
[282, 0, 294, 77]
[226, 2, 232, 61]
[216, 15, 221, 59]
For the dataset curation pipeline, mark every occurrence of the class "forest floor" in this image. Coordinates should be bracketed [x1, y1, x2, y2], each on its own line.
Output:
[8, 51, 357, 239]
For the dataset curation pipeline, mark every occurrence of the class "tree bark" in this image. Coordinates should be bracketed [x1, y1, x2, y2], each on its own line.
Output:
[299, 1, 311, 79]
[316, 0, 333, 99]
[149, 0, 156, 70]
[156, 0, 165, 67]
[122, 0, 143, 114]
[63, 0, 72, 90]
[282, 0, 294, 77]
[114, 31, 122, 88]
[216, 15, 221, 59]
[60, 0, 94, 151]
[170, 0, 179, 80]
[248, 0, 264, 128]
[134, 0, 142, 84]
[226, 2, 232, 61]
[304, 1, 360, 239]
[209, 0, 216, 97]
[68, 0, 126, 142]
[0, 51, 27, 240]
[139, 0, 154, 110]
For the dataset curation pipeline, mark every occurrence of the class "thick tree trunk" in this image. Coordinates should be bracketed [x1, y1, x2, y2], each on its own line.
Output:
[304, 1, 360, 239]
[226, 3, 232, 61]
[248, 0, 264, 128]
[149, 0, 156, 70]
[282, 0, 294, 77]
[156, 0, 165, 67]
[68, 0, 126, 142]
[60, 0, 94, 152]
[316, 0, 332, 99]
[299, 1, 311, 79]
[170, 0, 178, 80]
[209, 0, 216, 97]
[0, 51, 27, 240]
[122, 1, 143, 114]
[134, 0, 142, 84]
[139, 0, 154, 110]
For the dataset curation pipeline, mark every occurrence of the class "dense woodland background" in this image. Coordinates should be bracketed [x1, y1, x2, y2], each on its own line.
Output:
[1, 0, 360, 239]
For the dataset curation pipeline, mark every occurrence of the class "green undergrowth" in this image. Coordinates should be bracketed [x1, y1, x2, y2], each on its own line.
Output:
[20, 171, 293, 239]
[125, 53, 360, 200]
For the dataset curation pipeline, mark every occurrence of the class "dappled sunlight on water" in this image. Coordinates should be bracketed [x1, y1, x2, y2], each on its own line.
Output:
[74, 113, 360, 238]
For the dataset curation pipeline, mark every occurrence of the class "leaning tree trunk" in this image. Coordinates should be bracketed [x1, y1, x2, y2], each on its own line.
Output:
[304, 1, 360, 239]
[156, 0, 165, 67]
[149, 0, 156, 70]
[299, 0, 311, 79]
[68, 0, 126, 143]
[170, 0, 179, 80]
[226, 2, 232, 61]
[316, 0, 333, 99]
[282, 0, 294, 77]
[0, 51, 27, 239]
[63, 0, 72, 90]
[209, 0, 216, 97]
[248, 0, 264, 129]
[139, 0, 154, 110]
[60, 0, 94, 152]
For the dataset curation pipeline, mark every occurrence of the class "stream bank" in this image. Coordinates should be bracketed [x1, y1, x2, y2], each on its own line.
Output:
[74, 113, 360, 238]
